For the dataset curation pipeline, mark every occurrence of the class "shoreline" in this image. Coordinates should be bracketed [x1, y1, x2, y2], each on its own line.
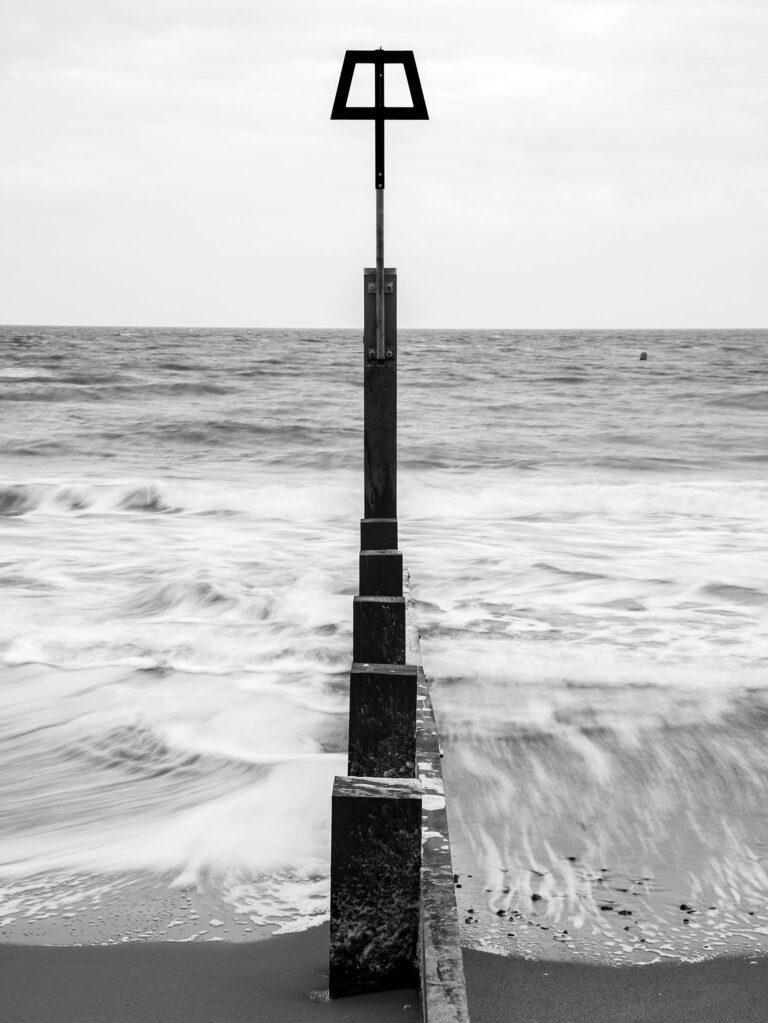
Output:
[0, 870, 321, 946]
[0, 923, 420, 1023]
[462, 947, 768, 1023]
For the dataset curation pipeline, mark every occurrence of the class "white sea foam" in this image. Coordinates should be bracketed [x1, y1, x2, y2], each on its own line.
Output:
[403, 474, 768, 522]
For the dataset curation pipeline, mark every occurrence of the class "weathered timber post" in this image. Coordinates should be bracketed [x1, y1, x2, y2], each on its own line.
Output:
[329, 777, 422, 998]
[361, 266, 398, 558]
[359, 548, 403, 597]
[348, 664, 418, 777]
[352, 596, 405, 664]
[356, 265, 407, 659]
[329, 48, 428, 999]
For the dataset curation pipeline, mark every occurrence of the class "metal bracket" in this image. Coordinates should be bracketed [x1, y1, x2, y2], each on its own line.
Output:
[367, 282, 394, 294]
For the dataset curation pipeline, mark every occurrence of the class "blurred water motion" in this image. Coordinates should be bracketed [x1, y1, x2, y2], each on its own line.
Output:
[1, 325, 767, 955]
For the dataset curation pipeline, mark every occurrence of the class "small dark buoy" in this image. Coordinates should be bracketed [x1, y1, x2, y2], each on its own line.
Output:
[639, 351, 648, 361]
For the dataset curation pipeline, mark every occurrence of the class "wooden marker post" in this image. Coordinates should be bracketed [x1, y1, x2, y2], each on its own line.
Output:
[329, 777, 422, 997]
[330, 48, 428, 1000]
[363, 266, 397, 534]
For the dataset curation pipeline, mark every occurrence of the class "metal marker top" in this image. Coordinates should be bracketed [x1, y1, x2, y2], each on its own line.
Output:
[330, 50, 428, 189]
[332, 50, 427, 360]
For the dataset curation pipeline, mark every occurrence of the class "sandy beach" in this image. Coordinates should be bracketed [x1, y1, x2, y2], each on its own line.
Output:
[463, 948, 768, 1023]
[4, 919, 768, 1023]
[0, 923, 421, 1023]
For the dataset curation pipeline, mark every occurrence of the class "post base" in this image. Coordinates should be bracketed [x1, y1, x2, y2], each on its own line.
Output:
[329, 775, 422, 998]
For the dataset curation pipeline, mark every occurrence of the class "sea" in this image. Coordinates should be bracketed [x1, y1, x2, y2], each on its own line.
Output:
[1, 324, 767, 963]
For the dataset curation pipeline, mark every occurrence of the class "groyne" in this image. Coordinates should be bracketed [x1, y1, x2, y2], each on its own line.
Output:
[408, 590, 471, 1023]
[326, 248, 469, 1016]
[328, 561, 470, 1020]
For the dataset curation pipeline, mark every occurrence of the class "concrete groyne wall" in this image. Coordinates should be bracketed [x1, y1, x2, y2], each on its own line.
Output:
[408, 593, 471, 1022]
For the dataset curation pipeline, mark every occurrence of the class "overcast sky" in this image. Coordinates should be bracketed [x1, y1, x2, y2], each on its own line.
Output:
[1, 0, 766, 327]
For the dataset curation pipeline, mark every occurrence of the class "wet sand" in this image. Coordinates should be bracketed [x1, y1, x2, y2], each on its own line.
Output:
[436, 693, 768, 965]
[5, 924, 767, 1023]
[0, 923, 421, 1023]
[463, 947, 768, 1023]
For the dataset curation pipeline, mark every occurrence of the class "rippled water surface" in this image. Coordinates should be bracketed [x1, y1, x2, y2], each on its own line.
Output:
[1, 325, 767, 958]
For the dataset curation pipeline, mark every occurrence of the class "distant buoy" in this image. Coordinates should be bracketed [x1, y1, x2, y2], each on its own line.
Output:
[639, 351, 648, 361]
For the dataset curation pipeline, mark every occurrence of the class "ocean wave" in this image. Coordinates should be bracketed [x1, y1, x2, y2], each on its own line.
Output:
[0, 378, 234, 402]
[0, 481, 180, 516]
[0, 750, 344, 880]
[707, 390, 768, 410]
[117, 484, 180, 513]
[0, 368, 56, 381]
[125, 579, 237, 617]
[401, 474, 768, 522]
[75, 722, 203, 778]
[533, 562, 609, 582]
[0, 386, 109, 403]
[149, 420, 324, 447]
[421, 636, 768, 707]
[1, 440, 71, 458]
[542, 375, 589, 384]
[0, 476, 357, 518]
[0, 485, 36, 516]
[143, 381, 234, 396]
[0, 570, 55, 590]
[71, 721, 268, 786]
[700, 582, 768, 607]
[56, 372, 125, 386]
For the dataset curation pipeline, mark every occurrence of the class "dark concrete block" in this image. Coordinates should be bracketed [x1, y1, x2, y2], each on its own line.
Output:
[348, 663, 417, 778]
[329, 775, 421, 998]
[353, 596, 406, 664]
[359, 549, 403, 597]
[360, 518, 398, 551]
